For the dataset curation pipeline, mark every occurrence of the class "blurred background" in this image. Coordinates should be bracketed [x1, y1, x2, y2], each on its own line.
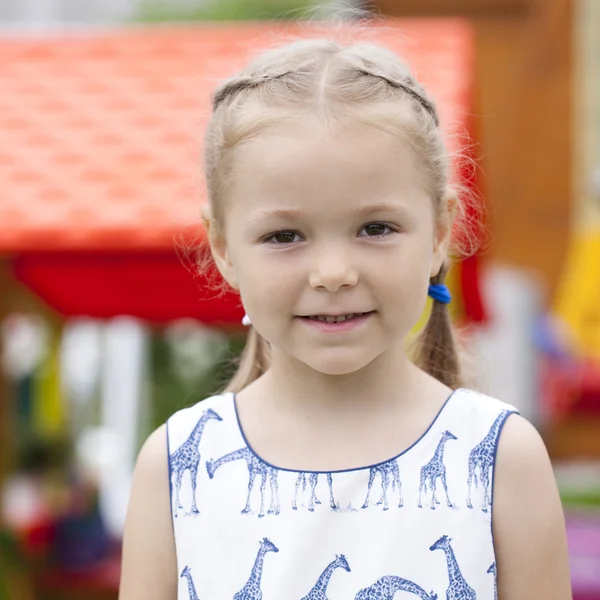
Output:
[0, 0, 599, 598]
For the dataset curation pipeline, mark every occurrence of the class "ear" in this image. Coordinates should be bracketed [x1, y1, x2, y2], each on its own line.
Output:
[201, 205, 238, 290]
[430, 188, 457, 278]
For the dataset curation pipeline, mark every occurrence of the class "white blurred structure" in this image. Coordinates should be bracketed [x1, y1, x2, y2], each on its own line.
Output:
[470, 265, 544, 424]
[0, 0, 352, 25]
[0, 0, 209, 24]
[97, 317, 149, 538]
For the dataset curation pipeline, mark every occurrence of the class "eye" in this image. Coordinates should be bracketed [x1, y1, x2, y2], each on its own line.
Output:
[359, 222, 395, 239]
[265, 231, 303, 245]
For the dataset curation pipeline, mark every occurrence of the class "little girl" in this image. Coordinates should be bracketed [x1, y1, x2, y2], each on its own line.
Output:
[120, 34, 572, 600]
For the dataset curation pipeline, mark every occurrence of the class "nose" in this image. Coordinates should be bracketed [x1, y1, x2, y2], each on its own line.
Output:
[308, 249, 358, 293]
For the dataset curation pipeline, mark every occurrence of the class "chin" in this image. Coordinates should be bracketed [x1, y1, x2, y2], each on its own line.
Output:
[300, 350, 377, 377]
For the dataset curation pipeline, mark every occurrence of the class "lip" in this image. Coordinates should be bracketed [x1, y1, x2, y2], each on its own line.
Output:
[297, 311, 375, 333]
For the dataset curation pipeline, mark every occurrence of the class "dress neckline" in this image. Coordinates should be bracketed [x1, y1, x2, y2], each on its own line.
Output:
[231, 388, 463, 475]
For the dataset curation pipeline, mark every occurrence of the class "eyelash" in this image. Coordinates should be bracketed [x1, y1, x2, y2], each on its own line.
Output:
[263, 222, 398, 246]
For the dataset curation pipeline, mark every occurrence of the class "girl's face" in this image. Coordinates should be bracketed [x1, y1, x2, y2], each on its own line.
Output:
[210, 122, 452, 376]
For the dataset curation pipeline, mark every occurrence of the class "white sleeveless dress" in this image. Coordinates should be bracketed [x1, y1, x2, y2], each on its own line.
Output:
[166, 388, 517, 600]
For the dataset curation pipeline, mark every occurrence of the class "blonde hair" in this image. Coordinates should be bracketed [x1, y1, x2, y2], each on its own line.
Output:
[204, 36, 470, 393]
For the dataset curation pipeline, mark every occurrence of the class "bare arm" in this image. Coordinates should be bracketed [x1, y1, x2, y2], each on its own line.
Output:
[119, 425, 177, 600]
[493, 414, 572, 599]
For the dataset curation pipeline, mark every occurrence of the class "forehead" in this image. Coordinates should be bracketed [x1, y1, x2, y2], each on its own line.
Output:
[225, 120, 431, 218]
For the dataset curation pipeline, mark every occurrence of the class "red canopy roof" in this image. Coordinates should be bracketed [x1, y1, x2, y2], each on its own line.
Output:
[0, 19, 473, 253]
[0, 20, 475, 323]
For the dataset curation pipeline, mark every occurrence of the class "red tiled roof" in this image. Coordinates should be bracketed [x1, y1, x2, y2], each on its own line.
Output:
[0, 20, 473, 253]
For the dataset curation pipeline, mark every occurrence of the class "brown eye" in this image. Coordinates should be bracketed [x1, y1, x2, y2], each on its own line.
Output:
[361, 223, 392, 237]
[267, 231, 301, 244]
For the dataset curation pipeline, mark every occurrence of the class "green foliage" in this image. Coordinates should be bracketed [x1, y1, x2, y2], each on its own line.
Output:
[560, 487, 600, 509]
[148, 331, 245, 434]
[0, 529, 26, 600]
[135, 0, 318, 22]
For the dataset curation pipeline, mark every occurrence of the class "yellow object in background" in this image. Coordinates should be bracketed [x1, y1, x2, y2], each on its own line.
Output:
[32, 330, 65, 437]
[554, 230, 600, 360]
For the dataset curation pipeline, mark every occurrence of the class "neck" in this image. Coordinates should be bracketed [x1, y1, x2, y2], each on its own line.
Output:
[185, 575, 197, 599]
[434, 439, 447, 459]
[250, 549, 266, 584]
[314, 560, 338, 590]
[190, 415, 207, 443]
[213, 449, 245, 469]
[444, 546, 460, 583]
[258, 342, 420, 419]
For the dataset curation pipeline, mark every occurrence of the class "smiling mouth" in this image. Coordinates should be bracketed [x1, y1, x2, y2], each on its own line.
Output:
[301, 311, 374, 323]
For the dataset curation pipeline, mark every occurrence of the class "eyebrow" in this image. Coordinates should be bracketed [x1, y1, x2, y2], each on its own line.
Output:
[252, 209, 303, 221]
[253, 203, 408, 221]
[352, 202, 409, 217]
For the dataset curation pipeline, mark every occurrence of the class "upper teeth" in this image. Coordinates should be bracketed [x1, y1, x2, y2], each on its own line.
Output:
[313, 313, 364, 323]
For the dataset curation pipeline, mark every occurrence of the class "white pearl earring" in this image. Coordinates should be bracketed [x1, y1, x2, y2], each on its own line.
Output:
[241, 314, 252, 327]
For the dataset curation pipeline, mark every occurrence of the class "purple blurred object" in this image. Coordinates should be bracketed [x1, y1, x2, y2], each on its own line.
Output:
[567, 513, 600, 599]
[53, 506, 110, 571]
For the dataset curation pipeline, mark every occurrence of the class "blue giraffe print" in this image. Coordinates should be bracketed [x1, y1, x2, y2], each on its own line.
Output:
[293, 472, 338, 511]
[355, 576, 437, 600]
[487, 563, 497, 600]
[180, 566, 199, 600]
[301, 554, 351, 600]
[234, 537, 279, 600]
[206, 448, 280, 517]
[362, 460, 403, 511]
[429, 535, 476, 600]
[467, 411, 511, 512]
[418, 430, 457, 509]
[170, 408, 222, 516]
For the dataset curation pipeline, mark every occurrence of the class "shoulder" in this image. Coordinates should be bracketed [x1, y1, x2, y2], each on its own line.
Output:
[120, 425, 177, 600]
[453, 387, 518, 416]
[493, 412, 559, 514]
[454, 388, 553, 494]
[166, 392, 236, 463]
[492, 413, 572, 598]
[168, 392, 233, 425]
[444, 388, 518, 443]
[135, 423, 169, 478]
[495, 413, 549, 478]
[167, 392, 233, 435]
[124, 424, 171, 524]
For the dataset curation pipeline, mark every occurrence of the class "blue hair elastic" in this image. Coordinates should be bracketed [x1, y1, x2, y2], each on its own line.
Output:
[428, 284, 452, 304]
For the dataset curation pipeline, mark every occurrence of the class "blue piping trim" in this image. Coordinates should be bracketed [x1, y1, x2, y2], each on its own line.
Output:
[489, 409, 520, 591]
[232, 388, 463, 474]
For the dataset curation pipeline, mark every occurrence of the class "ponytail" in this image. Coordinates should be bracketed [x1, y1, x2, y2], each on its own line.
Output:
[223, 327, 271, 393]
[413, 262, 463, 389]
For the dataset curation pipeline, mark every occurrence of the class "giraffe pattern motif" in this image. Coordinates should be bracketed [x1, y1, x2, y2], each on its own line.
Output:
[180, 566, 199, 600]
[429, 535, 476, 600]
[170, 408, 222, 517]
[292, 472, 338, 511]
[362, 460, 403, 511]
[206, 448, 280, 517]
[354, 576, 437, 600]
[418, 430, 458, 509]
[487, 563, 497, 600]
[467, 411, 512, 512]
[234, 537, 279, 600]
[301, 554, 351, 599]
[168, 391, 514, 599]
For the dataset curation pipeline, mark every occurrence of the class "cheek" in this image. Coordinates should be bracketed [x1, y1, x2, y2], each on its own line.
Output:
[234, 251, 303, 308]
[376, 246, 431, 310]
